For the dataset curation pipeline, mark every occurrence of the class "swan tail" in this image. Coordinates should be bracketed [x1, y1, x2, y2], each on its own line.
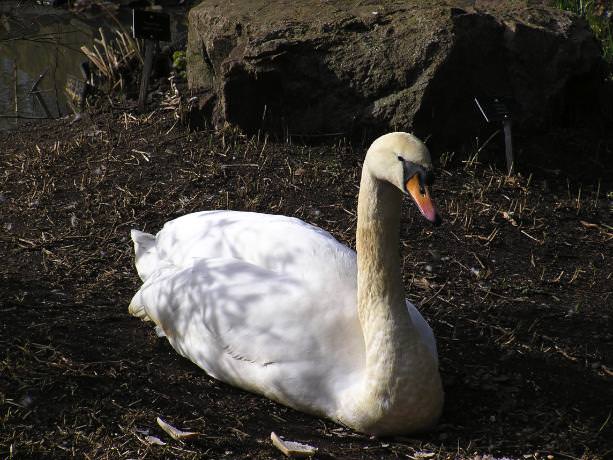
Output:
[128, 283, 166, 336]
[128, 294, 150, 320]
[131, 229, 158, 281]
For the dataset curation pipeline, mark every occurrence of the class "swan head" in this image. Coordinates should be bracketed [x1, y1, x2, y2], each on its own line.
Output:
[365, 132, 441, 226]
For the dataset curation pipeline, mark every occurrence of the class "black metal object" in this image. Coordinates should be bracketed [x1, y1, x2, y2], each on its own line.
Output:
[475, 96, 515, 174]
[133, 10, 171, 111]
[474, 96, 512, 123]
[132, 10, 171, 42]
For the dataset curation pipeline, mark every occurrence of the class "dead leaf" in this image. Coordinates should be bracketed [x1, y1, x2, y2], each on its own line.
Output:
[144, 435, 166, 446]
[271, 432, 318, 457]
[501, 211, 518, 226]
[580, 220, 600, 229]
[156, 417, 198, 441]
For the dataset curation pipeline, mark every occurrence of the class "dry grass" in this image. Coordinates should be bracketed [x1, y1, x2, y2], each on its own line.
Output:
[80, 27, 142, 94]
[0, 109, 611, 459]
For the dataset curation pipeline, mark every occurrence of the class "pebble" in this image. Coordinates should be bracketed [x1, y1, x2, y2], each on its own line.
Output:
[19, 394, 33, 408]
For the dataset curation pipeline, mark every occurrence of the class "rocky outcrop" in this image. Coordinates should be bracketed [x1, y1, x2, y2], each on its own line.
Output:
[186, 0, 602, 147]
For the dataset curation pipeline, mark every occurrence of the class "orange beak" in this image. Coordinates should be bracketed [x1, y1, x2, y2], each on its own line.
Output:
[405, 175, 442, 226]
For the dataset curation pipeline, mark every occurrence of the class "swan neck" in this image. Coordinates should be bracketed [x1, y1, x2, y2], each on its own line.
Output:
[356, 169, 405, 316]
[356, 166, 415, 370]
[349, 163, 442, 434]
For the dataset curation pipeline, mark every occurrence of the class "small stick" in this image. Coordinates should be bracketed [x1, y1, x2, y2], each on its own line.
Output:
[29, 69, 52, 118]
[13, 61, 18, 120]
[0, 114, 49, 120]
[521, 229, 542, 244]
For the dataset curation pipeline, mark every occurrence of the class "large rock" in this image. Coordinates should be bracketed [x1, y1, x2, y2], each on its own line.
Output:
[186, 0, 602, 147]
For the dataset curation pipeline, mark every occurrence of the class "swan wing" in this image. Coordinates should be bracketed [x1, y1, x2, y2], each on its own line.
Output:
[406, 300, 438, 364]
[133, 211, 356, 286]
[129, 257, 364, 414]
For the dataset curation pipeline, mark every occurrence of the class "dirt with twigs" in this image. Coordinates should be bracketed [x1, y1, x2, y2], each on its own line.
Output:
[0, 109, 611, 459]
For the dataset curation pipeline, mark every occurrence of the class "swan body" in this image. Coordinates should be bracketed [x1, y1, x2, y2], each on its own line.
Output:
[129, 132, 444, 435]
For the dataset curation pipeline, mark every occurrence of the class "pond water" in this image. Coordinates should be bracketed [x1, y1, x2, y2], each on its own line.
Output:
[0, 3, 185, 131]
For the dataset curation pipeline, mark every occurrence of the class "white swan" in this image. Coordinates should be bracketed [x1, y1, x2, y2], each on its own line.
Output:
[129, 132, 444, 435]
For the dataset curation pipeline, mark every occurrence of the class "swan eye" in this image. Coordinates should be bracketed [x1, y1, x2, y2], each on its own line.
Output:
[397, 155, 404, 162]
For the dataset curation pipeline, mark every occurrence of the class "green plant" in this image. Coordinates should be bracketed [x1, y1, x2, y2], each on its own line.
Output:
[555, 0, 613, 68]
[172, 50, 187, 79]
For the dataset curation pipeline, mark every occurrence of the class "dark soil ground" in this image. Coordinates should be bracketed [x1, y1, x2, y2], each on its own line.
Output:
[0, 108, 612, 459]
